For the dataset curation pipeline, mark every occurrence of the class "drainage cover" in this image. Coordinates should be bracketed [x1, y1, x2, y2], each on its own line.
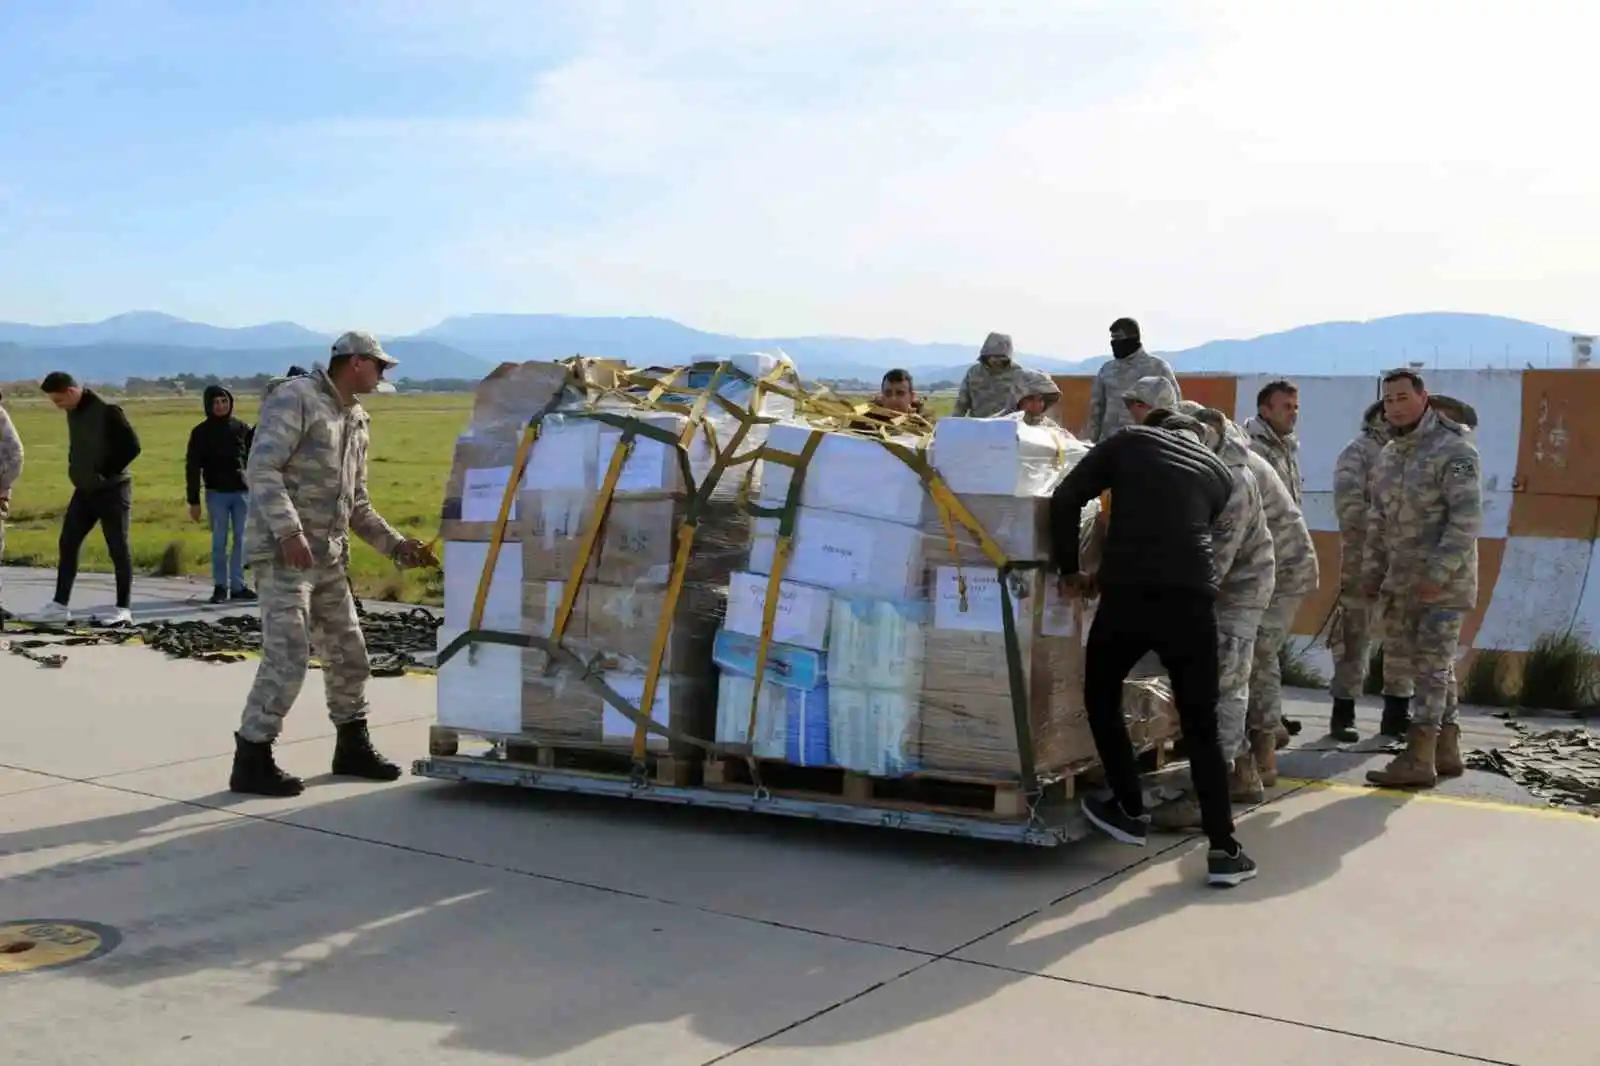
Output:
[0, 920, 121, 975]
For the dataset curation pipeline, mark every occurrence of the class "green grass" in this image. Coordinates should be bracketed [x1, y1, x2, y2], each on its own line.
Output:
[1518, 631, 1599, 712]
[1461, 649, 1514, 707]
[0, 392, 470, 604]
[1279, 641, 1329, 689]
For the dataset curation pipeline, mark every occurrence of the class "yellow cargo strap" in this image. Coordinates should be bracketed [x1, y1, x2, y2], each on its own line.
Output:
[549, 429, 635, 646]
[466, 418, 541, 663]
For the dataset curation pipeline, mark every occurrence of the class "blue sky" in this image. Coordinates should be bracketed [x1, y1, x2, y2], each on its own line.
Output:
[1, 0, 1595, 355]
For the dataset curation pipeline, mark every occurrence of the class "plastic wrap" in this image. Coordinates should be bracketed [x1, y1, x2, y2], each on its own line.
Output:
[439, 354, 1180, 792]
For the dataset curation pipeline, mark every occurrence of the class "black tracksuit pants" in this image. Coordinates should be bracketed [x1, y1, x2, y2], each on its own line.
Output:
[56, 482, 134, 609]
[1084, 583, 1238, 851]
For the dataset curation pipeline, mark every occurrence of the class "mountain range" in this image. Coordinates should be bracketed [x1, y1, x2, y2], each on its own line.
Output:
[0, 310, 1586, 386]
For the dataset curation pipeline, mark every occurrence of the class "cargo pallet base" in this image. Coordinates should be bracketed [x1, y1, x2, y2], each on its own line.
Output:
[413, 726, 1177, 847]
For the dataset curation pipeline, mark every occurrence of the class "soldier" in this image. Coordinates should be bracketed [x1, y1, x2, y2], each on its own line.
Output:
[0, 388, 22, 616]
[1329, 399, 1408, 742]
[1121, 375, 1179, 428]
[1087, 317, 1180, 442]
[1013, 371, 1064, 428]
[1160, 402, 1275, 811]
[1362, 369, 1482, 789]
[952, 332, 1032, 417]
[1244, 380, 1304, 503]
[228, 331, 436, 797]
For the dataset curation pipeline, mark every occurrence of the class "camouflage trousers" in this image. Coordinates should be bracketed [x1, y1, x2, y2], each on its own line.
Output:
[1247, 593, 1303, 734]
[1380, 604, 1462, 728]
[1215, 601, 1265, 760]
[237, 563, 372, 744]
[1328, 591, 1415, 699]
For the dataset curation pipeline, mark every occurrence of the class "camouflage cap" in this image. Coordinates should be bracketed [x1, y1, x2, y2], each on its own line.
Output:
[1018, 369, 1060, 400]
[1122, 374, 1178, 410]
[331, 330, 397, 367]
[979, 332, 1014, 359]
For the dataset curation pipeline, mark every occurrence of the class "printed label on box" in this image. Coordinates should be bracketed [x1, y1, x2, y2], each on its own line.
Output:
[461, 467, 517, 523]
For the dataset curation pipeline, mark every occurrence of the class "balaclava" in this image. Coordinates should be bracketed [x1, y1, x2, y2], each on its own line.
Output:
[1109, 317, 1142, 360]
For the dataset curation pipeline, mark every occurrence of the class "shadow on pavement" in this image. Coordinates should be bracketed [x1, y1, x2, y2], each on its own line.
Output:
[0, 763, 1411, 1061]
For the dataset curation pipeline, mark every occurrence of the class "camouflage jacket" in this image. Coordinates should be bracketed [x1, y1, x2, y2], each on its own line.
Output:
[1211, 429, 1276, 614]
[0, 404, 22, 496]
[243, 368, 405, 568]
[1363, 408, 1482, 610]
[953, 360, 1032, 418]
[1332, 406, 1389, 593]
[1088, 348, 1179, 442]
[1243, 416, 1302, 503]
[1236, 430, 1318, 598]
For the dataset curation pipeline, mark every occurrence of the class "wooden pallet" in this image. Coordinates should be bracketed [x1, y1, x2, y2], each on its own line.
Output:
[428, 726, 701, 787]
[702, 757, 1061, 819]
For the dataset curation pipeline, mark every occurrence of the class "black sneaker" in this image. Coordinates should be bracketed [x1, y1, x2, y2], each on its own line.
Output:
[210, 586, 228, 605]
[1080, 795, 1149, 847]
[230, 586, 258, 602]
[1206, 846, 1259, 887]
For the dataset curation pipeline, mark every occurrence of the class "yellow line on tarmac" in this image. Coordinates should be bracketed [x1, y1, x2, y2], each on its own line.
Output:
[1276, 777, 1599, 823]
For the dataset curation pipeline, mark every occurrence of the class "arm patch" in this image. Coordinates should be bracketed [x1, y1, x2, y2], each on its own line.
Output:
[1446, 456, 1477, 481]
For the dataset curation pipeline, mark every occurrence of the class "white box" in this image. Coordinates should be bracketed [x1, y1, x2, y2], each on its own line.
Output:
[828, 687, 917, 776]
[443, 540, 523, 633]
[931, 566, 1034, 635]
[759, 422, 925, 527]
[600, 673, 672, 741]
[436, 627, 522, 735]
[724, 571, 832, 651]
[748, 510, 924, 601]
[524, 415, 600, 493]
[596, 410, 717, 496]
[930, 416, 1078, 497]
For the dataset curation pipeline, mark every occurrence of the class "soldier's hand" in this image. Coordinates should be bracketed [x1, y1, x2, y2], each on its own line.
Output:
[394, 538, 439, 570]
[189, 504, 202, 523]
[281, 533, 315, 569]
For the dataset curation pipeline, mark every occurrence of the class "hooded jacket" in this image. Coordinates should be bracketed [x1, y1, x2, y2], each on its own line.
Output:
[242, 367, 404, 568]
[1050, 418, 1233, 598]
[185, 385, 254, 504]
[953, 332, 1032, 418]
[1088, 347, 1179, 442]
[66, 389, 141, 491]
[1244, 415, 1303, 504]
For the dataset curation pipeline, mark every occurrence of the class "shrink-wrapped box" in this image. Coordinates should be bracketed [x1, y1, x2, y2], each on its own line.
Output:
[929, 415, 1082, 497]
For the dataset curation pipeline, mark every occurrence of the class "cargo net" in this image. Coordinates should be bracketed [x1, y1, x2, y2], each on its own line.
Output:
[433, 354, 1179, 807]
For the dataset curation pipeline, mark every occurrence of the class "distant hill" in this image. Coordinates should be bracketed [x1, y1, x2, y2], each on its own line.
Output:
[0, 309, 1584, 385]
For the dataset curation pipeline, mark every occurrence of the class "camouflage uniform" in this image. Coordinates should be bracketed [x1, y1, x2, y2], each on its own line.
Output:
[1244, 415, 1303, 504]
[952, 332, 1033, 418]
[1123, 375, 1179, 415]
[1363, 407, 1482, 788]
[1330, 403, 1407, 702]
[1089, 347, 1180, 442]
[1014, 369, 1064, 429]
[1237, 436, 1318, 765]
[0, 403, 21, 589]
[237, 364, 408, 745]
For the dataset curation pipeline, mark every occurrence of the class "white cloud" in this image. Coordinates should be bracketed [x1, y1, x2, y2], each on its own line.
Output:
[305, 0, 1598, 351]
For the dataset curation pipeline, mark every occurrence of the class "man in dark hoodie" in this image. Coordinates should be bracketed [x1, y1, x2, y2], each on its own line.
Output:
[35, 371, 142, 624]
[186, 385, 257, 604]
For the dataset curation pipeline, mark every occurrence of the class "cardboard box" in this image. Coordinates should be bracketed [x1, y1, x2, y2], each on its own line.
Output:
[920, 494, 1051, 568]
[760, 422, 926, 527]
[440, 439, 525, 542]
[519, 669, 711, 755]
[749, 510, 925, 601]
[724, 571, 832, 651]
[578, 582, 722, 675]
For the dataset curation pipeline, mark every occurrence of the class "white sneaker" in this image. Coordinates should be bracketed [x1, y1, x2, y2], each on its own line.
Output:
[103, 607, 135, 626]
[31, 601, 72, 624]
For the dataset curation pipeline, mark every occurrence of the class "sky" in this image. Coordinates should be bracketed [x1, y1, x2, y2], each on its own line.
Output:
[1, 0, 1595, 357]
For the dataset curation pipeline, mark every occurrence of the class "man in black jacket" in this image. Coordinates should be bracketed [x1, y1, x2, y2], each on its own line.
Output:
[186, 385, 256, 604]
[37, 372, 142, 625]
[1051, 408, 1258, 887]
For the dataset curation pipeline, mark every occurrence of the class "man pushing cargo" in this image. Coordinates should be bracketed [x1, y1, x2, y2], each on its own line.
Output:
[228, 331, 436, 797]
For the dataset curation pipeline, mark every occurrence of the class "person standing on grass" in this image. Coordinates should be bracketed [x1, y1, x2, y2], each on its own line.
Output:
[33, 372, 141, 626]
[1050, 406, 1259, 887]
[0, 388, 24, 615]
[186, 384, 257, 605]
[229, 331, 436, 798]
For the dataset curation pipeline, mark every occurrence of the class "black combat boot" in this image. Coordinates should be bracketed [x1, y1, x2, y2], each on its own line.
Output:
[1328, 698, 1360, 743]
[229, 733, 305, 797]
[331, 720, 402, 781]
[1379, 695, 1412, 738]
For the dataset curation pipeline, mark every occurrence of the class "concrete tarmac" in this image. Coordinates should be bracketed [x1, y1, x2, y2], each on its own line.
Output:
[2, 566, 1596, 1065]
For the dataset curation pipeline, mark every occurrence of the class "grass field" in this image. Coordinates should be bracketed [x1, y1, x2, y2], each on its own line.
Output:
[0, 387, 959, 605]
[0, 392, 472, 604]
